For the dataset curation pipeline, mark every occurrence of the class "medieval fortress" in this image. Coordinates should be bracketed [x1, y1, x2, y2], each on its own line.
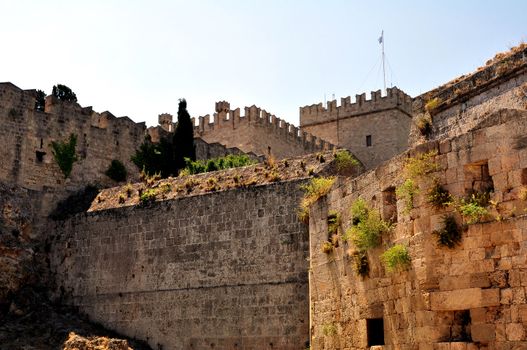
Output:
[1, 43, 527, 349]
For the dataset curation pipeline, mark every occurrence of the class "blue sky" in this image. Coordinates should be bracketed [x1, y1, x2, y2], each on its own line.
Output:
[1, 0, 525, 126]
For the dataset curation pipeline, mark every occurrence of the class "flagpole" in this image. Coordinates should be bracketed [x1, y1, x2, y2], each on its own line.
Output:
[381, 30, 386, 92]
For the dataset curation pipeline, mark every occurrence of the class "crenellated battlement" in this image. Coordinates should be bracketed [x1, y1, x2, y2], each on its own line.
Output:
[299, 86, 412, 127]
[0, 82, 146, 192]
[192, 101, 335, 158]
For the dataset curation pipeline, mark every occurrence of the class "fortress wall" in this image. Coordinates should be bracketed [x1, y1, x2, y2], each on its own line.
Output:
[411, 46, 527, 146]
[0, 83, 145, 196]
[299, 87, 412, 128]
[195, 103, 334, 159]
[299, 88, 412, 169]
[49, 180, 310, 350]
[310, 109, 527, 349]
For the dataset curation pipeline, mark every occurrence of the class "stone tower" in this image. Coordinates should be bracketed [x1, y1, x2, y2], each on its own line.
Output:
[299, 87, 412, 169]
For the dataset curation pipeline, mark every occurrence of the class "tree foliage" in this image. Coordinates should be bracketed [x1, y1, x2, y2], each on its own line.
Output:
[105, 159, 128, 182]
[173, 99, 195, 173]
[35, 90, 46, 111]
[52, 84, 77, 102]
[131, 136, 174, 178]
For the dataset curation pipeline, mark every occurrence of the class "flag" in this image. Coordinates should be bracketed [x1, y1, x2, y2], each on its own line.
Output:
[378, 30, 383, 44]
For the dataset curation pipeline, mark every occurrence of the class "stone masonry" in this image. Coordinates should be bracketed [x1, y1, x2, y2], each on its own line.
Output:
[50, 180, 312, 350]
[192, 101, 335, 159]
[300, 87, 413, 169]
[0, 83, 146, 218]
[309, 109, 527, 349]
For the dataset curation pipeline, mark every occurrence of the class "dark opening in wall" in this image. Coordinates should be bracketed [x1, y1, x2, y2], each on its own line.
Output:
[464, 160, 494, 195]
[366, 135, 372, 147]
[36, 150, 46, 163]
[366, 318, 384, 346]
[382, 187, 398, 223]
[450, 310, 472, 342]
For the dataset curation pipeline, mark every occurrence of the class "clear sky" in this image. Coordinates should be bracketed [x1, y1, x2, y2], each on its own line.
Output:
[1, 0, 525, 127]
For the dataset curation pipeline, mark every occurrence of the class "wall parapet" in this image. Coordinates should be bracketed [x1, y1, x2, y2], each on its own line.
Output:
[414, 43, 527, 114]
[299, 86, 412, 127]
[193, 101, 336, 156]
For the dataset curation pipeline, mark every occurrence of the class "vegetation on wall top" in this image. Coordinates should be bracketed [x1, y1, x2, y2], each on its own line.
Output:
[298, 177, 335, 224]
[179, 154, 256, 176]
[52, 84, 77, 103]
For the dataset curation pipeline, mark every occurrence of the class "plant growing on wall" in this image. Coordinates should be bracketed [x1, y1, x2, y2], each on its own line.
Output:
[415, 112, 432, 136]
[351, 251, 369, 277]
[334, 150, 359, 174]
[457, 194, 489, 224]
[327, 211, 341, 237]
[51, 134, 78, 178]
[322, 323, 338, 336]
[105, 159, 127, 182]
[433, 215, 462, 248]
[424, 97, 441, 113]
[139, 188, 158, 204]
[427, 180, 452, 209]
[381, 244, 411, 273]
[344, 199, 391, 251]
[180, 154, 256, 176]
[321, 241, 334, 254]
[297, 177, 336, 223]
[395, 179, 419, 213]
[396, 150, 441, 212]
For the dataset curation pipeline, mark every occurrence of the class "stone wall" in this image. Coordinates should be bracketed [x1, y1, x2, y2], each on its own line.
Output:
[309, 109, 527, 349]
[49, 180, 311, 350]
[193, 102, 334, 159]
[300, 87, 412, 169]
[411, 45, 527, 147]
[0, 83, 145, 193]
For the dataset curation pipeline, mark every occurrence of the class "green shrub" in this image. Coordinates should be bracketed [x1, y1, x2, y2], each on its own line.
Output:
[396, 178, 419, 212]
[404, 150, 440, 179]
[350, 198, 369, 225]
[344, 199, 391, 251]
[351, 251, 369, 277]
[139, 188, 158, 204]
[298, 177, 336, 222]
[51, 133, 78, 178]
[182, 154, 256, 175]
[458, 194, 489, 224]
[381, 244, 411, 273]
[334, 150, 359, 174]
[105, 159, 127, 182]
[327, 211, 341, 236]
[433, 215, 462, 248]
[416, 112, 432, 136]
[321, 241, 334, 254]
[427, 181, 452, 208]
[425, 97, 441, 113]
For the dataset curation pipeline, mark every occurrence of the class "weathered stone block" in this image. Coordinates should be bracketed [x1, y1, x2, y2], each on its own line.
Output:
[506, 323, 526, 341]
[430, 288, 499, 310]
[471, 323, 496, 342]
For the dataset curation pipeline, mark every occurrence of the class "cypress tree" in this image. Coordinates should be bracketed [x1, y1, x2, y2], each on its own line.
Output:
[173, 99, 195, 174]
